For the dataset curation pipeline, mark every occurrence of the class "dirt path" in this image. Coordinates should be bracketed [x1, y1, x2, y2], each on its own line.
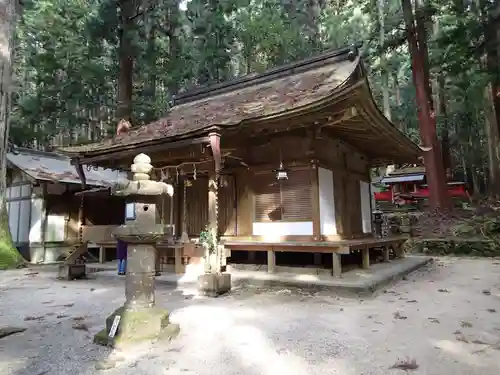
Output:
[0, 258, 499, 375]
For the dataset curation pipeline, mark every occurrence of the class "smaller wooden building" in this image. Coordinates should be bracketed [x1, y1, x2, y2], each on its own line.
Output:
[61, 45, 421, 276]
[374, 166, 469, 208]
[6, 147, 126, 263]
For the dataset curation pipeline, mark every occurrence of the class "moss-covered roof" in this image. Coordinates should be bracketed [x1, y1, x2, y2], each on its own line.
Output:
[60, 47, 361, 154]
[60, 44, 420, 164]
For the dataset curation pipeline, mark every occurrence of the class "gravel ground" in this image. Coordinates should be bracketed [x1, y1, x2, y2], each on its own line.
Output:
[1, 257, 500, 375]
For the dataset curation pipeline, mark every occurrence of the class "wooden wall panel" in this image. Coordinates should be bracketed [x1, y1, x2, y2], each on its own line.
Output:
[314, 137, 369, 175]
[332, 173, 363, 238]
[347, 178, 363, 235]
[249, 136, 310, 165]
[219, 175, 237, 235]
[253, 173, 281, 221]
[281, 169, 312, 221]
[333, 173, 347, 235]
[185, 177, 208, 236]
[253, 169, 312, 222]
[235, 171, 253, 236]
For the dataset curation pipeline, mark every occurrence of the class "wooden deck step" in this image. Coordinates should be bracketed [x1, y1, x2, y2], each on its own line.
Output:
[64, 242, 89, 265]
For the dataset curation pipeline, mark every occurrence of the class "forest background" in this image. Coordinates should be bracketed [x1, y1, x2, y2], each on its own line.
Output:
[7, 0, 500, 198]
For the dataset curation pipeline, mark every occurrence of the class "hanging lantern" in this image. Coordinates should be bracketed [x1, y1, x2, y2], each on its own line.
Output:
[273, 162, 289, 181]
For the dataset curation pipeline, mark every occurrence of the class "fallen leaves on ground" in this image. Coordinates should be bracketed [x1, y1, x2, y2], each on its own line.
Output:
[390, 358, 419, 371]
[24, 316, 44, 321]
[0, 327, 26, 339]
[72, 322, 89, 331]
[393, 311, 408, 320]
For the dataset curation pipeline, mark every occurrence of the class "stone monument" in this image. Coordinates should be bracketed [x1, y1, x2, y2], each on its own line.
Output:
[94, 153, 179, 347]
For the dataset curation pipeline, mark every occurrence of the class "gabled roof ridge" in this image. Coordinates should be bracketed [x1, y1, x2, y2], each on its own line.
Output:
[9, 146, 68, 160]
[174, 43, 361, 106]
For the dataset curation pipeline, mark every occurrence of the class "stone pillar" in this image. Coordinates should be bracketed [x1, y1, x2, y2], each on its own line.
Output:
[125, 236, 156, 309]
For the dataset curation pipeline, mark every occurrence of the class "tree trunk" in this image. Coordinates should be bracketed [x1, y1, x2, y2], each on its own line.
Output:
[485, 4, 500, 136]
[484, 83, 500, 198]
[432, 19, 451, 178]
[117, 0, 135, 122]
[414, 0, 433, 108]
[437, 77, 451, 177]
[401, 0, 451, 210]
[378, 0, 391, 121]
[393, 72, 405, 132]
[144, 18, 157, 123]
[0, 0, 23, 268]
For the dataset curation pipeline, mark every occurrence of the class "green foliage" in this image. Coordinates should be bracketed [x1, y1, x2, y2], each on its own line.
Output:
[452, 216, 500, 238]
[199, 225, 218, 255]
[0, 209, 24, 269]
[7, 0, 500, 197]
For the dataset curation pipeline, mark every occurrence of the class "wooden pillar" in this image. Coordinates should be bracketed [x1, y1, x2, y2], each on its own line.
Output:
[362, 247, 370, 269]
[313, 253, 322, 266]
[180, 177, 189, 242]
[310, 160, 321, 241]
[174, 246, 183, 274]
[332, 252, 341, 277]
[394, 243, 405, 258]
[209, 132, 222, 272]
[41, 184, 49, 262]
[99, 246, 105, 263]
[383, 246, 390, 262]
[235, 170, 253, 236]
[267, 250, 276, 273]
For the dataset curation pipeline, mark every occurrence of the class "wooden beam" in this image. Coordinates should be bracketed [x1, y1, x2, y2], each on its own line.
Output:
[74, 160, 87, 189]
[310, 161, 321, 241]
[332, 253, 342, 277]
[362, 248, 370, 269]
[267, 250, 276, 273]
[208, 131, 222, 271]
[74, 136, 211, 166]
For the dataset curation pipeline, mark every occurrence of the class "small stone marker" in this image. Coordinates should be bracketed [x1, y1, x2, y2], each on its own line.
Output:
[108, 315, 121, 338]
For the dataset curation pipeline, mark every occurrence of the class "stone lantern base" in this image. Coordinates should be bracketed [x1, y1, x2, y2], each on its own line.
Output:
[93, 305, 180, 348]
[198, 273, 231, 297]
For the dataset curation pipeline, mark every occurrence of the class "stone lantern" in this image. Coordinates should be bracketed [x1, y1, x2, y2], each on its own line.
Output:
[94, 153, 178, 347]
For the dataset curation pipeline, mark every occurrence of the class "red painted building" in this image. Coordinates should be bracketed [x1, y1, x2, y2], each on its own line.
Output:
[374, 167, 469, 205]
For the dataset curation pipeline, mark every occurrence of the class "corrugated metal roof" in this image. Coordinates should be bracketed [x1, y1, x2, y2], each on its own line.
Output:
[7, 148, 127, 186]
[381, 174, 425, 184]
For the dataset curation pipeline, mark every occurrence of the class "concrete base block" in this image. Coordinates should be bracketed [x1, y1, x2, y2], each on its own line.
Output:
[198, 273, 231, 297]
[94, 305, 180, 348]
[58, 264, 86, 280]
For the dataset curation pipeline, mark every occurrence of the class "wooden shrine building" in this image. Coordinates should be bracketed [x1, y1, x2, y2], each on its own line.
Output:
[6, 147, 126, 264]
[61, 45, 420, 276]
